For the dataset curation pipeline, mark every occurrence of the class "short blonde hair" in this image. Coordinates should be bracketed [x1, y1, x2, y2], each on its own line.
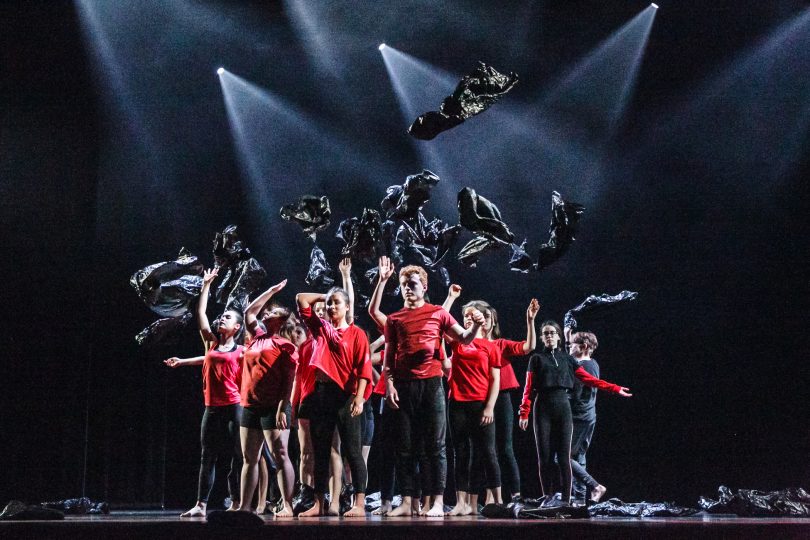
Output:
[399, 265, 428, 288]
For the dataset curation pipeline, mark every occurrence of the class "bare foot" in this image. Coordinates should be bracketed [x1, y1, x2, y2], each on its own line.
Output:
[590, 485, 607, 503]
[298, 502, 322, 518]
[274, 502, 294, 517]
[226, 502, 239, 512]
[425, 501, 445, 517]
[445, 503, 470, 517]
[326, 503, 340, 516]
[372, 501, 392, 515]
[180, 504, 205, 518]
[386, 503, 415, 517]
[343, 504, 366, 517]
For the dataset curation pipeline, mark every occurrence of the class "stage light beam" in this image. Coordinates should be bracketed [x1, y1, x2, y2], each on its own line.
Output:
[378, 43, 386, 51]
[217, 67, 225, 75]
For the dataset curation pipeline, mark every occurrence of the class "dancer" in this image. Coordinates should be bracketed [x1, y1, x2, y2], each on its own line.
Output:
[291, 258, 353, 516]
[444, 301, 502, 516]
[518, 320, 631, 505]
[164, 267, 243, 517]
[296, 285, 371, 517]
[377, 256, 485, 517]
[567, 331, 607, 503]
[236, 279, 298, 516]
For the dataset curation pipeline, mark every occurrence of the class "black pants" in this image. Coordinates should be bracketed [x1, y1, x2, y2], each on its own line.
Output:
[532, 390, 573, 502]
[494, 391, 520, 496]
[394, 377, 446, 497]
[376, 398, 398, 501]
[449, 400, 500, 492]
[571, 418, 598, 498]
[309, 380, 366, 495]
[198, 404, 242, 503]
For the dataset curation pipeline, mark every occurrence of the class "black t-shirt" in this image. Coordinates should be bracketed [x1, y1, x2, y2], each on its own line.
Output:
[570, 358, 600, 422]
[526, 348, 579, 394]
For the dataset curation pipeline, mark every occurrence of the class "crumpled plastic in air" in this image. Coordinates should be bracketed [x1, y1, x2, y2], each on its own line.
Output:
[213, 224, 248, 267]
[280, 195, 331, 238]
[536, 191, 585, 270]
[130, 248, 204, 318]
[135, 312, 193, 348]
[458, 187, 515, 244]
[699, 486, 810, 517]
[210, 225, 267, 309]
[509, 240, 533, 273]
[409, 62, 519, 140]
[336, 208, 384, 262]
[588, 498, 699, 518]
[381, 170, 440, 220]
[306, 244, 335, 288]
[564, 290, 639, 330]
[458, 236, 500, 267]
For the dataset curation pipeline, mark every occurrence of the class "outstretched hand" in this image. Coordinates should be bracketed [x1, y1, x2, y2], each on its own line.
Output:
[378, 256, 394, 282]
[339, 257, 352, 276]
[527, 298, 540, 320]
[202, 267, 219, 285]
[269, 279, 288, 294]
[618, 387, 633, 397]
[164, 357, 180, 368]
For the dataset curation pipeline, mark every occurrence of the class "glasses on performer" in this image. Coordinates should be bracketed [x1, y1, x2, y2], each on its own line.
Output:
[542, 330, 558, 336]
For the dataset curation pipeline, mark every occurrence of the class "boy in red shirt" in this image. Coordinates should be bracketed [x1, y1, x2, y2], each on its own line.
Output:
[376, 257, 485, 517]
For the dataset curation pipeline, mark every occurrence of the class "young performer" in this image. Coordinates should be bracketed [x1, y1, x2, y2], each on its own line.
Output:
[567, 331, 607, 503]
[237, 279, 298, 516]
[444, 302, 502, 516]
[295, 285, 372, 517]
[376, 256, 485, 517]
[518, 320, 631, 505]
[164, 267, 244, 517]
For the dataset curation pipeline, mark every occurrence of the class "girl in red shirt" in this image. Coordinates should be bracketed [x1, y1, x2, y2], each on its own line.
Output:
[236, 279, 298, 516]
[296, 286, 372, 517]
[164, 267, 244, 517]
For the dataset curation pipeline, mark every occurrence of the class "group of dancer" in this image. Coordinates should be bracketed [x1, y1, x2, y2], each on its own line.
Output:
[165, 256, 632, 518]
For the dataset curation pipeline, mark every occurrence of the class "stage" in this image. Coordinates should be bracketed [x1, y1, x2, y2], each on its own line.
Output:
[0, 511, 807, 540]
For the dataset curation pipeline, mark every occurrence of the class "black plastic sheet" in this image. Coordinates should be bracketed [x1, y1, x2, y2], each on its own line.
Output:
[130, 248, 204, 318]
[564, 290, 639, 330]
[458, 187, 515, 244]
[409, 62, 519, 140]
[536, 191, 585, 270]
[381, 170, 440, 220]
[458, 235, 500, 267]
[212, 224, 247, 267]
[336, 208, 384, 262]
[364, 492, 403, 512]
[509, 240, 533, 273]
[292, 483, 315, 516]
[210, 225, 267, 309]
[280, 195, 331, 238]
[306, 244, 335, 288]
[699, 486, 810, 517]
[589, 498, 699, 517]
[481, 501, 589, 519]
[135, 312, 193, 348]
[42, 497, 109, 515]
[0, 501, 63, 520]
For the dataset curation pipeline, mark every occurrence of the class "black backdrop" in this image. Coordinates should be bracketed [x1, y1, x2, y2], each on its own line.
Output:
[2, 0, 808, 508]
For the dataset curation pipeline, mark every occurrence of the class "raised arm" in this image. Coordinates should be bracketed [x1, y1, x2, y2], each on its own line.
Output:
[339, 257, 355, 324]
[442, 284, 462, 312]
[523, 298, 540, 353]
[164, 355, 205, 368]
[197, 268, 219, 344]
[296, 292, 327, 311]
[245, 279, 288, 331]
[368, 256, 394, 332]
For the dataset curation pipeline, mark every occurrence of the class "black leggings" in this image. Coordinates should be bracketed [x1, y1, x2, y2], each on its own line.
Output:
[532, 389, 573, 502]
[198, 404, 242, 503]
[394, 377, 447, 497]
[309, 380, 367, 495]
[494, 391, 520, 495]
[377, 399, 398, 501]
[449, 400, 500, 492]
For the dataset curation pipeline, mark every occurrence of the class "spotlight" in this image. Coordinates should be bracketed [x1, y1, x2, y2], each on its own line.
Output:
[378, 43, 386, 51]
[651, 3, 658, 8]
[217, 67, 225, 75]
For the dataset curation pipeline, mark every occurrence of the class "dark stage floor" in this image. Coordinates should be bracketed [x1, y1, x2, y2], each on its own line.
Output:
[0, 510, 808, 540]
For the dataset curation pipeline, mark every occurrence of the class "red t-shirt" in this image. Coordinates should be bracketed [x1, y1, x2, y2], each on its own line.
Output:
[241, 328, 297, 408]
[203, 343, 243, 407]
[384, 303, 458, 380]
[299, 307, 372, 397]
[491, 338, 527, 391]
[294, 337, 317, 408]
[448, 338, 501, 401]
